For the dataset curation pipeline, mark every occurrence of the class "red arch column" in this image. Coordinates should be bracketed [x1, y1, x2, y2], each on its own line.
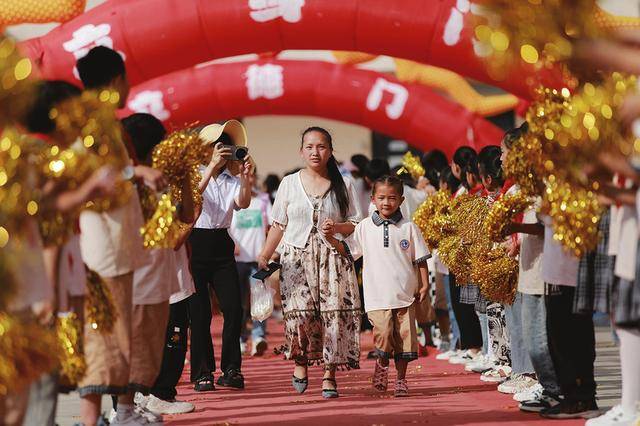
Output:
[20, 0, 563, 98]
[119, 59, 504, 156]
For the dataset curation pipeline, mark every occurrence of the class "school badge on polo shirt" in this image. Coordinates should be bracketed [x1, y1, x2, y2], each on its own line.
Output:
[400, 239, 410, 250]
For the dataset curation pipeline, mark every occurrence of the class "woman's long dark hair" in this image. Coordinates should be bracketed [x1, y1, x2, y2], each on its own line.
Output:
[502, 121, 529, 149]
[478, 145, 504, 185]
[301, 127, 349, 218]
[452, 146, 477, 189]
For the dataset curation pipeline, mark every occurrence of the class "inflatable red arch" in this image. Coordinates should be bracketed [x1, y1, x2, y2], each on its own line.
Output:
[119, 59, 503, 156]
[20, 0, 563, 99]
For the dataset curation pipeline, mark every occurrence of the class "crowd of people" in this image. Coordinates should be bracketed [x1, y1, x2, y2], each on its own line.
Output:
[2, 32, 640, 426]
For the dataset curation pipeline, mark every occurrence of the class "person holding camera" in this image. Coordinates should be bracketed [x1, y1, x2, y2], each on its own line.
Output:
[188, 120, 253, 392]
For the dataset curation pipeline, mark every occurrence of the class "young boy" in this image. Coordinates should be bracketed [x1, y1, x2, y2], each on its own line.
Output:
[322, 175, 430, 397]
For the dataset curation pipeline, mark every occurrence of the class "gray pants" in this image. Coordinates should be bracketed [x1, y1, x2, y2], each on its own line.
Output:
[505, 292, 534, 374]
[521, 293, 561, 395]
[23, 373, 57, 426]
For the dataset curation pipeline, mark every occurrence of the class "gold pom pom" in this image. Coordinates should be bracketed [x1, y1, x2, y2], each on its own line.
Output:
[503, 133, 544, 197]
[413, 189, 451, 250]
[541, 175, 603, 258]
[471, 246, 519, 305]
[56, 312, 86, 387]
[474, 0, 600, 83]
[397, 152, 425, 181]
[85, 269, 118, 333]
[484, 192, 533, 243]
[0, 36, 37, 127]
[0, 313, 58, 396]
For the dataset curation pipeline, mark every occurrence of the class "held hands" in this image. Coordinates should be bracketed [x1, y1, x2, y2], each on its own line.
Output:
[320, 219, 335, 239]
[135, 165, 168, 192]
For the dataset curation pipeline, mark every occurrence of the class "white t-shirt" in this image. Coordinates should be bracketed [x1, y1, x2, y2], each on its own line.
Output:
[58, 234, 86, 310]
[614, 204, 638, 281]
[345, 212, 430, 312]
[271, 171, 363, 249]
[8, 219, 53, 312]
[79, 190, 148, 278]
[133, 247, 178, 305]
[194, 168, 241, 230]
[540, 216, 579, 287]
[230, 193, 272, 263]
[169, 246, 196, 304]
[517, 204, 545, 295]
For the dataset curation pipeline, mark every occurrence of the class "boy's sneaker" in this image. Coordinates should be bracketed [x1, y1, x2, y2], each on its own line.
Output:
[134, 392, 149, 408]
[519, 391, 562, 413]
[251, 337, 268, 356]
[585, 405, 638, 426]
[540, 399, 598, 419]
[216, 369, 245, 389]
[372, 360, 389, 392]
[514, 382, 543, 402]
[465, 355, 493, 373]
[394, 379, 409, 397]
[498, 374, 537, 394]
[146, 395, 195, 415]
[436, 349, 458, 361]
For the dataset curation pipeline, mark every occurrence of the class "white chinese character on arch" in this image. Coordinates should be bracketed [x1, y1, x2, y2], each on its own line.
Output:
[244, 64, 284, 100]
[249, 0, 305, 23]
[366, 78, 408, 120]
[127, 90, 171, 121]
[62, 23, 127, 79]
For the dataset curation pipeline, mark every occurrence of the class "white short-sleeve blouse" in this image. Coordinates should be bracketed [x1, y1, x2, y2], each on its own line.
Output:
[271, 171, 363, 248]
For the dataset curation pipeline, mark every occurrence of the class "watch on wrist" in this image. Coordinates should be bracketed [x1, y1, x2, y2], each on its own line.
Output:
[121, 165, 135, 181]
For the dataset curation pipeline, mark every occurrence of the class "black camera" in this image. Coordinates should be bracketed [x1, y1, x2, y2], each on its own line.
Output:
[229, 145, 249, 161]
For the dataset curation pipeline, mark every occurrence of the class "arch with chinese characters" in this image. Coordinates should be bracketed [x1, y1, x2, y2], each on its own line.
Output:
[20, 0, 564, 99]
[119, 59, 504, 157]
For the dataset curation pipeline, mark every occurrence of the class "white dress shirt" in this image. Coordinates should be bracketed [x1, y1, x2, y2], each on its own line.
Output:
[195, 168, 241, 229]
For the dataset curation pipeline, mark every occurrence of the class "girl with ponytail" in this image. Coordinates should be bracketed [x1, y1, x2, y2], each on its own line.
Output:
[258, 126, 363, 398]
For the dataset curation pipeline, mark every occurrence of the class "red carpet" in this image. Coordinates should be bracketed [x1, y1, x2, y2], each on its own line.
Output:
[165, 317, 583, 426]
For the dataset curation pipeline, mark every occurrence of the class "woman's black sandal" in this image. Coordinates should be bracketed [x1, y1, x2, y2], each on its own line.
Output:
[194, 375, 215, 392]
[292, 359, 309, 394]
[322, 378, 339, 399]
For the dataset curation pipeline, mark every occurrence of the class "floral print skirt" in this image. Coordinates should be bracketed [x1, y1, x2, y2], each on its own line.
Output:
[278, 233, 361, 369]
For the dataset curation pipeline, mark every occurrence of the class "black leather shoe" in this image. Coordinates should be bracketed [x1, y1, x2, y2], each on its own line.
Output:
[194, 375, 215, 392]
[216, 369, 245, 389]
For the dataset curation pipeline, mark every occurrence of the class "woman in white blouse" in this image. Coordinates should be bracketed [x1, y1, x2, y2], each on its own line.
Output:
[258, 127, 363, 398]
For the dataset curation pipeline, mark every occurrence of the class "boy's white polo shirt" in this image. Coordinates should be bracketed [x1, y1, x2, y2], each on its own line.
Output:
[344, 211, 430, 313]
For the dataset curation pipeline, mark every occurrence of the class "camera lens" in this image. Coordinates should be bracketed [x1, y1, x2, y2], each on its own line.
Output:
[235, 146, 248, 160]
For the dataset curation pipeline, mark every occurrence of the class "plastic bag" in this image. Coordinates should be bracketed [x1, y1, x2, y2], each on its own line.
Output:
[250, 280, 275, 322]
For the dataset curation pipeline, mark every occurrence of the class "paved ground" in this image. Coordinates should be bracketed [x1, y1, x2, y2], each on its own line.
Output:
[56, 321, 620, 426]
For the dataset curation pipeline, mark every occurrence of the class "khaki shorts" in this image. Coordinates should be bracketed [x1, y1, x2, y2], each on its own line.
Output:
[368, 305, 418, 361]
[78, 273, 133, 396]
[129, 301, 169, 393]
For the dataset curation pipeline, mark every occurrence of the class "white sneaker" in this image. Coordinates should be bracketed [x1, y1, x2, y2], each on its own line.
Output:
[465, 355, 493, 373]
[449, 350, 479, 365]
[498, 375, 537, 394]
[514, 382, 543, 402]
[112, 410, 159, 426]
[251, 337, 268, 356]
[134, 405, 163, 424]
[480, 365, 511, 383]
[134, 392, 149, 408]
[436, 349, 458, 361]
[146, 395, 195, 415]
[108, 408, 117, 424]
[585, 405, 638, 426]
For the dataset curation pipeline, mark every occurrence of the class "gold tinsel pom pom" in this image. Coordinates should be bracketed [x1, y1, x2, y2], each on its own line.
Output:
[140, 193, 179, 248]
[412, 189, 451, 250]
[0, 36, 37, 127]
[0, 313, 58, 395]
[484, 192, 532, 243]
[437, 195, 490, 283]
[85, 268, 118, 333]
[541, 175, 603, 258]
[503, 133, 544, 197]
[56, 312, 86, 387]
[474, 0, 599, 83]
[397, 152, 425, 181]
[470, 246, 519, 305]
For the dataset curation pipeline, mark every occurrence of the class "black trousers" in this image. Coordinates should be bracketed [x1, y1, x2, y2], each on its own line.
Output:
[449, 274, 483, 350]
[188, 228, 242, 381]
[545, 285, 596, 402]
[151, 298, 190, 400]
